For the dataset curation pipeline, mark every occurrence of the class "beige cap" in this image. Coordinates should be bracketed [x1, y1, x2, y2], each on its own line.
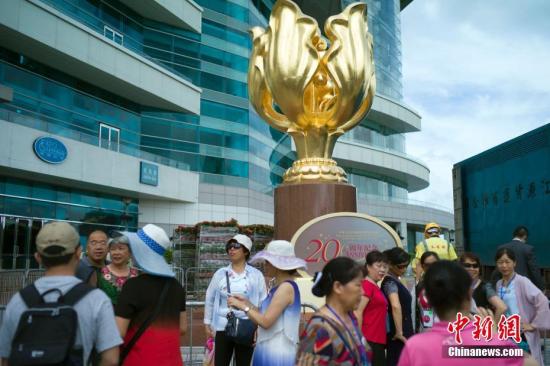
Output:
[36, 221, 80, 257]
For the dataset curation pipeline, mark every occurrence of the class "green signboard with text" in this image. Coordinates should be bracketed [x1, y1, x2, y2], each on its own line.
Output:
[457, 124, 550, 267]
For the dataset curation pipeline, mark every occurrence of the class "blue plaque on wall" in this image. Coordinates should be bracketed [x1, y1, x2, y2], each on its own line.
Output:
[33, 136, 68, 164]
[140, 161, 158, 186]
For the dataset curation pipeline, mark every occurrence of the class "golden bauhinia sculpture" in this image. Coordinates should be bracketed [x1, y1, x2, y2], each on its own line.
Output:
[248, 0, 376, 184]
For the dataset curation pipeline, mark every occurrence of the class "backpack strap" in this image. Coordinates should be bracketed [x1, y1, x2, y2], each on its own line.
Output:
[61, 282, 94, 306]
[19, 284, 44, 307]
[20, 282, 93, 308]
[422, 239, 429, 252]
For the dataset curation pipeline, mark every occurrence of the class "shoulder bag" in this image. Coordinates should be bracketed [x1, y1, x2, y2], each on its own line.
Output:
[224, 271, 257, 346]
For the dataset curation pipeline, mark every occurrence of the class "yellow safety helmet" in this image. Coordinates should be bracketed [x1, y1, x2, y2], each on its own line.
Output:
[424, 222, 441, 237]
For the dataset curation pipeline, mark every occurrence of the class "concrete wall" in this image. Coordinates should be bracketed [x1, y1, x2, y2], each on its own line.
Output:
[358, 197, 454, 229]
[367, 94, 421, 133]
[139, 183, 274, 230]
[334, 140, 430, 192]
[0, 0, 201, 114]
[0, 120, 199, 203]
[120, 0, 203, 33]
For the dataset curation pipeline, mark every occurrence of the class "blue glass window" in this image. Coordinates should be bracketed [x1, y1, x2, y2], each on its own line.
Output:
[199, 128, 224, 146]
[0, 177, 139, 229]
[202, 20, 250, 46]
[196, 0, 248, 22]
[4, 64, 39, 94]
[5, 178, 31, 197]
[4, 197, 32, 216]
[31, 183, 56, 201]
[200, 155, 224, 175]
[225, 159, 248, 178]
[202, 100, 248, 124]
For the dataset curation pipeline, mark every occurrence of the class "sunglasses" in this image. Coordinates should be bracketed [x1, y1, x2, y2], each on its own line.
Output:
[396, 263, 409, 269]
[226, 242, 243, 251]
[462, 263, 480, 269]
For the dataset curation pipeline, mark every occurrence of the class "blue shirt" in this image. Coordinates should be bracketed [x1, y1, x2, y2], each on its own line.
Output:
[204, 264, 267, 331]
[498, 276, 520, 316]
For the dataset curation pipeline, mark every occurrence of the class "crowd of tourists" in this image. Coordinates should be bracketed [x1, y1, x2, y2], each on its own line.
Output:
[0, 221, 549, 366]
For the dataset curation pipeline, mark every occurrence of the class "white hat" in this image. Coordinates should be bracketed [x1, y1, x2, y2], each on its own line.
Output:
[227, 234, 253, 252]
[120, 224, 174, 278]
[250, 240, 306, 271]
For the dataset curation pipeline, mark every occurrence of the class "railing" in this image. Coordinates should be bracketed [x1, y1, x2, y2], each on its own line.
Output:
[0, 269, 45, 306]
[358, 193, 454, 214]
[38, 0, 194, 85]
[1, 268, 549, 365]
[0, 305, 4, 329]
[0, 267, 319, 365]
[339, 135, 428, 169]
[182, 300, 318, 365]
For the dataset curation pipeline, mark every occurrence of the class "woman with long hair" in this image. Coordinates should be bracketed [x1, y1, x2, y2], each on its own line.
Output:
[203, 234, 267, 366]
[495, 248, 550, 365]
[459, 252, 507, 320]
[227, 240, 306, 366]
[416, 251, 438, 291]
[355, 250, 388, 366]
[381, 247, 414, 366]
[296, 257, 369, 366]
[415, 251, 439, 333]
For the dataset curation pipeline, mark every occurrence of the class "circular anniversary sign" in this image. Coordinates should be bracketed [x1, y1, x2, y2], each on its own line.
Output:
[291, 212, 402, 275]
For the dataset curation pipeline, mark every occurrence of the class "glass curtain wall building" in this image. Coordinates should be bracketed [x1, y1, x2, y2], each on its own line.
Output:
[0, 0, 452, 268]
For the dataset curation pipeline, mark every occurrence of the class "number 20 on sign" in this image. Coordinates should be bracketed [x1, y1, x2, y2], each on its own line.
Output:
[305, 239, 342, 263]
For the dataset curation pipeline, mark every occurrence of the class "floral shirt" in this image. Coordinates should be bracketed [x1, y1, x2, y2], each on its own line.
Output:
[296, 312, 370, 366]
[97, 266, 139, 304]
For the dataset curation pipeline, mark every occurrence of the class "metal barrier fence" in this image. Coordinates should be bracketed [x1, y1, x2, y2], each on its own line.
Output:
[0, 269, 45, 306]
[1, 267, 549, 365]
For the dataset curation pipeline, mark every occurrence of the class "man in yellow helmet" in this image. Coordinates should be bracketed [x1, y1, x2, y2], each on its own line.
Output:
[414, 223, 457, 276]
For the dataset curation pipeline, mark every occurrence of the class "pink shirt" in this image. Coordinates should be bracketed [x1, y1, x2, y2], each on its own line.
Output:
[398, 322, 522, 366]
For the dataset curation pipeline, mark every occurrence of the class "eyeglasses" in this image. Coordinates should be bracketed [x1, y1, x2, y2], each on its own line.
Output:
[89, 240, 107, 246]
[462, 263, 480, 269]
[396, 263, 409, 269]
[226, 242, 243, 252]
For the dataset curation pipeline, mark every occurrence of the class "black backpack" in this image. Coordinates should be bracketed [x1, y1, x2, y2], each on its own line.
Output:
[9, 282, 94, 366]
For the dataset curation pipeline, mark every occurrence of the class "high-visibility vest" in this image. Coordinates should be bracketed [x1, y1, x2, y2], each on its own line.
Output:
[418, 237, 457, 261]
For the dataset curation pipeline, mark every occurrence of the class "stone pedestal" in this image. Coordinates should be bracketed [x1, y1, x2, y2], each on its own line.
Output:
[274, 183, 357, 241]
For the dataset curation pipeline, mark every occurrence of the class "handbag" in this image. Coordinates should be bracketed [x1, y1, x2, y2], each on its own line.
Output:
[224, 271, 257, 345]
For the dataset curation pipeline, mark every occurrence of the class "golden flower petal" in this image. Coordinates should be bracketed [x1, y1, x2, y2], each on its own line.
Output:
[324, 2, 376, 131]
[263, 0, 321, 123]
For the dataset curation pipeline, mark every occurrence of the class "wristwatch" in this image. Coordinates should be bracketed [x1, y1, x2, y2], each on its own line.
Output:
[244, 306, 250, 313]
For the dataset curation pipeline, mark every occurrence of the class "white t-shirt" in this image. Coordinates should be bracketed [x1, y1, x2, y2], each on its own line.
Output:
[0, 275, 122, 363]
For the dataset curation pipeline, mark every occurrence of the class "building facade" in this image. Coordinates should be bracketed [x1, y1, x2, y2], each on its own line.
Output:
[0, 0, 452, 269]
